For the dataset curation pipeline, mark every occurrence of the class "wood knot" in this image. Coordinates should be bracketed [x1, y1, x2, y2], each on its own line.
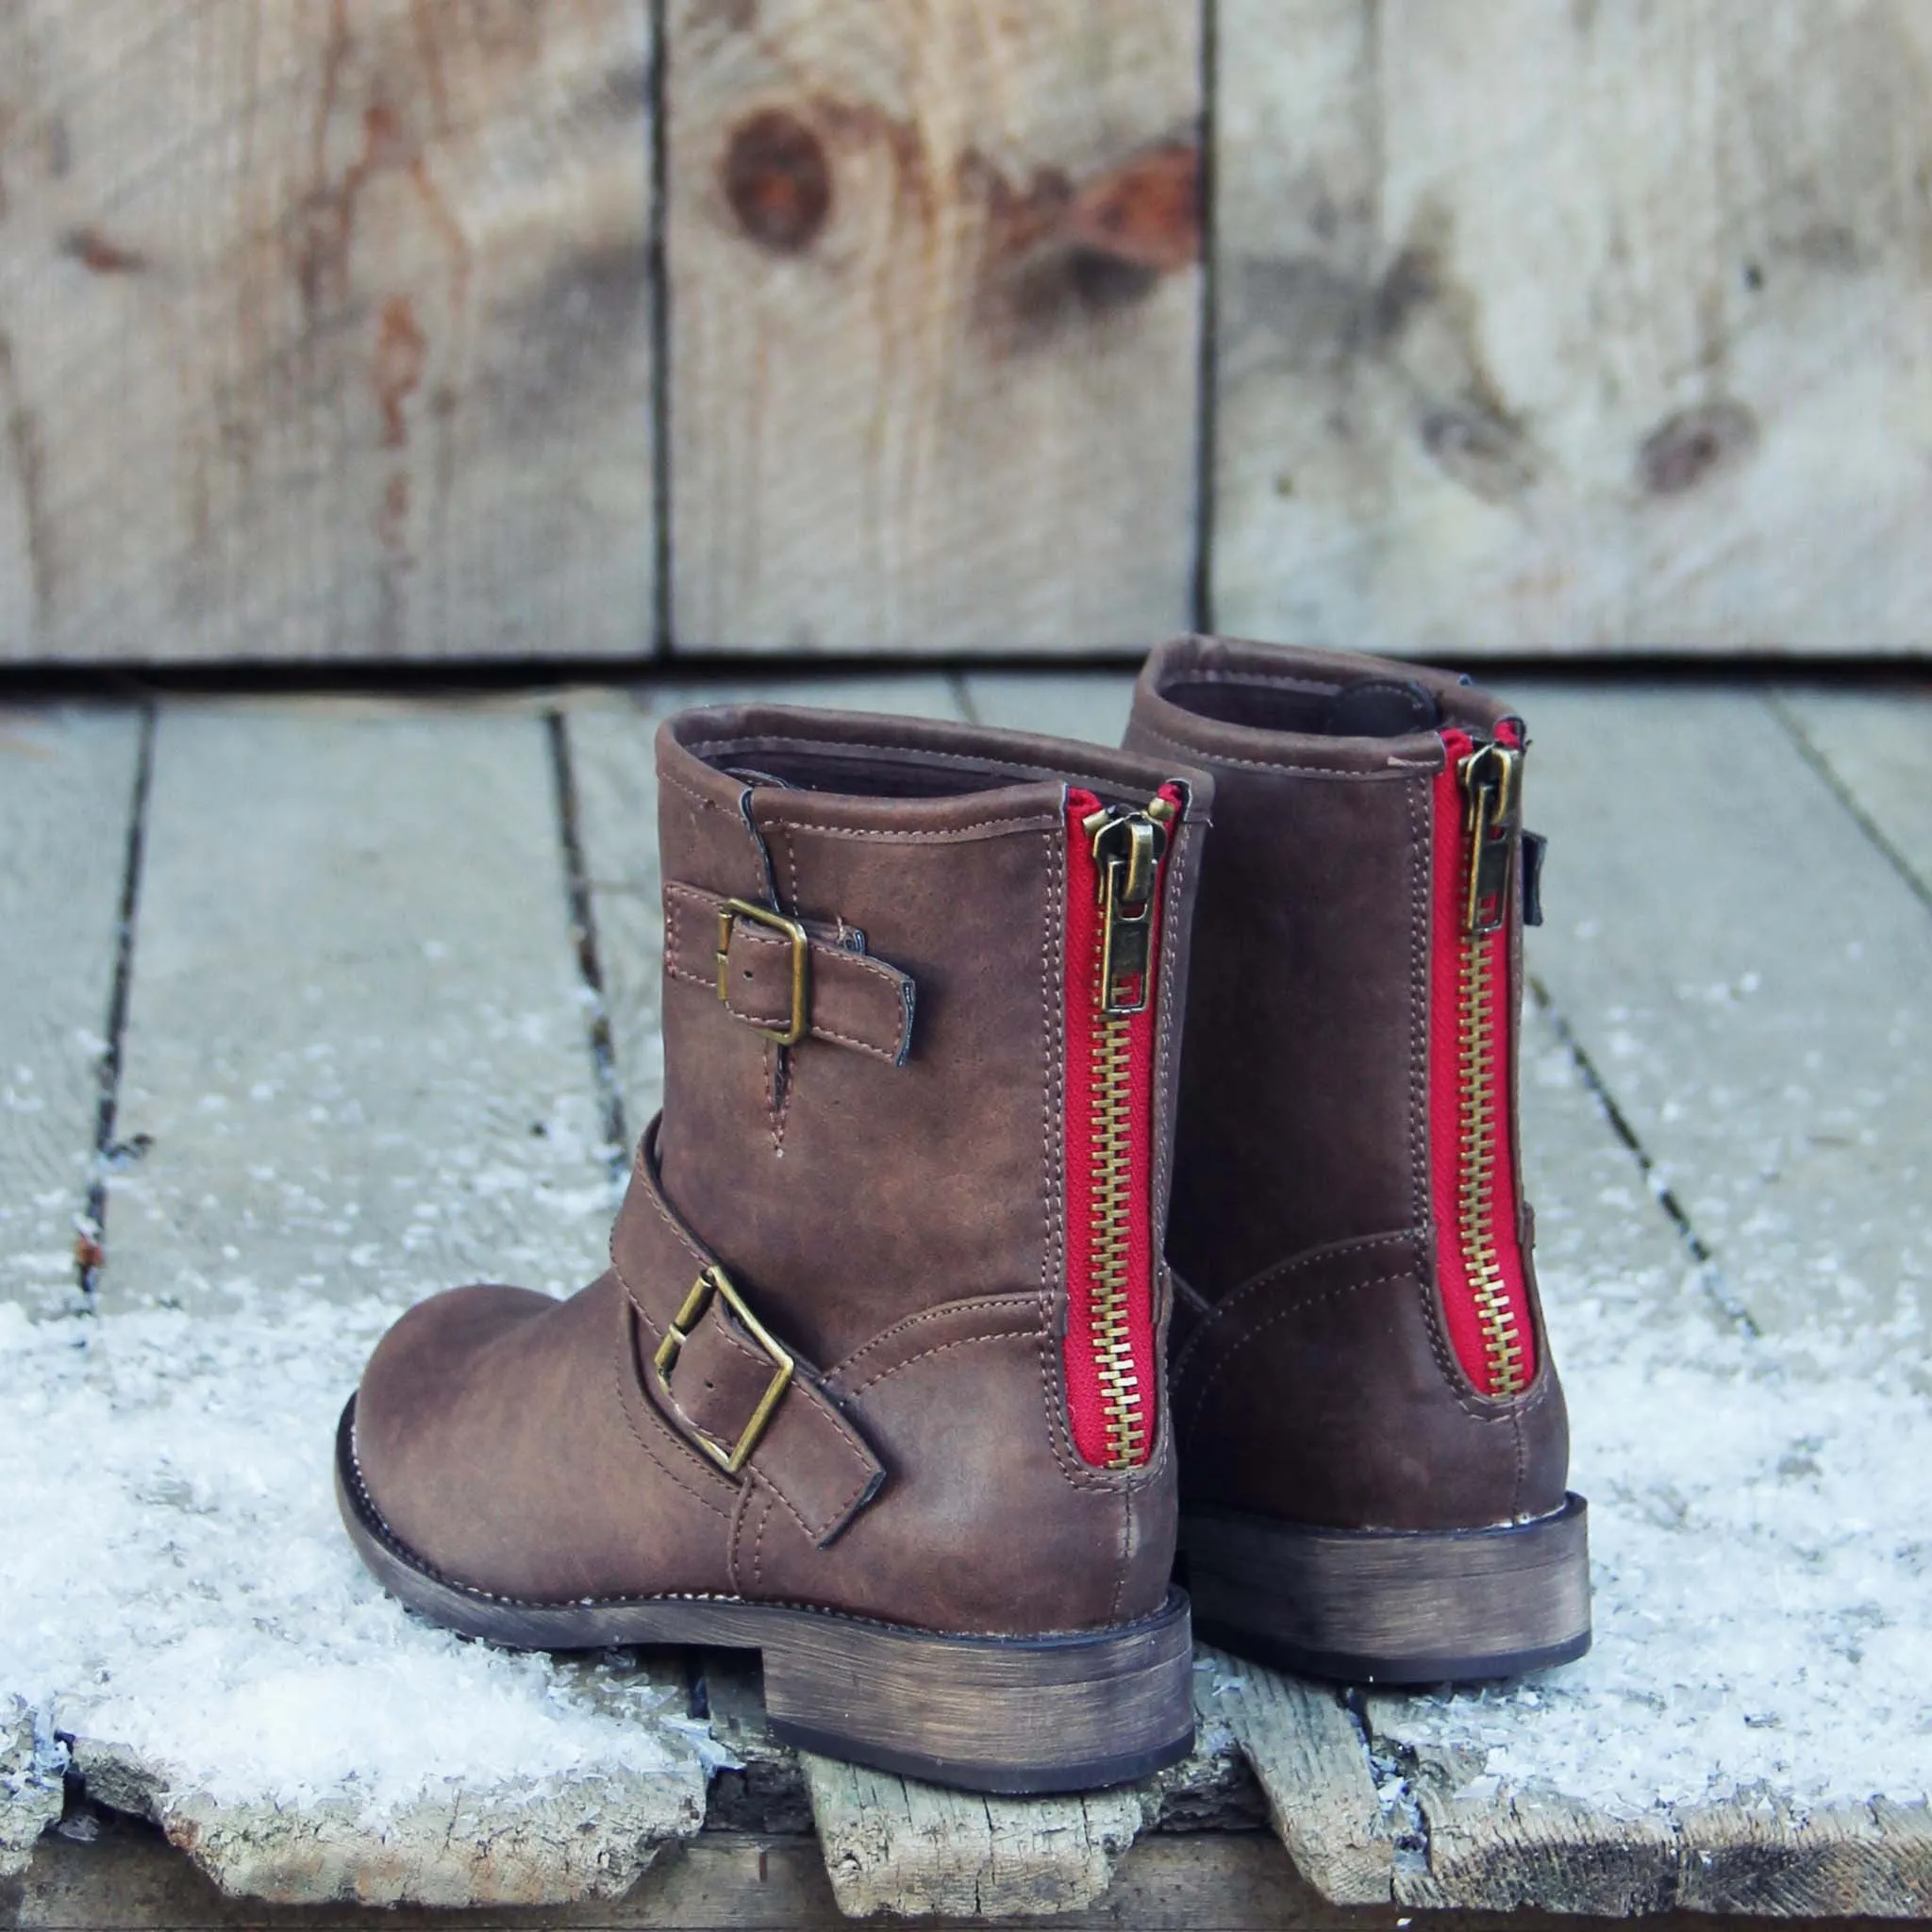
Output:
[724, 108, 831, 253]
[1062, 138, 1201, 276]
[1640, 401, 1758, 497]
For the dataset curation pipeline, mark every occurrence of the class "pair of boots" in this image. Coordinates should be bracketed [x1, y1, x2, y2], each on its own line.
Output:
[337, 636, 1591, 1795]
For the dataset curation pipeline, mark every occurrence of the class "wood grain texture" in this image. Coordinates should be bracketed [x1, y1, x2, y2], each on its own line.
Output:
[1675, 1796, 1932, 1916]
[0, 708, 140, 1313]
[665, 0, 1201, 654]
[0, 1, 653, 663]
[1203, 1656, 1395, 1907]
[1214, 0, 1932, 654]
[804, 1757, 1142, 1920]
[1491, 683, 1932, 1334]
[12, 1817, 1368, 1931]
[100, 700, 615, 1314]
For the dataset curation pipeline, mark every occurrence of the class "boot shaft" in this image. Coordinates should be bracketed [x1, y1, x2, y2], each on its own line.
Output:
[651, 704, 1211, 1505]
[1125, 636, 1568, 1530]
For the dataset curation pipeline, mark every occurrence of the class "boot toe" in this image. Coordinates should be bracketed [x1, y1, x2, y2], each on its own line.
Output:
[349, 1283, 557, 1584]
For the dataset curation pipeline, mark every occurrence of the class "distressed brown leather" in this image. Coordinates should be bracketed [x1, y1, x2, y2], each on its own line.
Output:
[1124, 636, 1570, 1535]
[350, 705, 1210, 1638]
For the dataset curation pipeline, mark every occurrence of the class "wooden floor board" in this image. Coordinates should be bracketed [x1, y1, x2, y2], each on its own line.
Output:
[0, 708, 142, 1314]
[99, 702, 614, 1315]
[1490, 682, 1932, 1336]
[959, 672, 1138, 748]
[1774, 684, 1932, 906]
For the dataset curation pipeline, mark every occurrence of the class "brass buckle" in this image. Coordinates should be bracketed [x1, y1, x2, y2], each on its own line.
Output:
[715, 899, 810, 1046]
[652, 1264, 795, 1474]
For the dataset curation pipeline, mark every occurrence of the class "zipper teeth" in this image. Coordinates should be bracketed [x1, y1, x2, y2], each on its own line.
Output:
[1456, 843, 1528, 1398]
[1090, 1013, 1146, 1469]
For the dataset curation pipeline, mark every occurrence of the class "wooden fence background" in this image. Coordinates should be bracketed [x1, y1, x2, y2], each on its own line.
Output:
[0, 0, 1926, 664]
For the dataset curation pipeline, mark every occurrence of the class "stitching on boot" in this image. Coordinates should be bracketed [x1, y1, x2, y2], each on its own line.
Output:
[759, 814, 1056, 842]
[1178, 1273, 1413, 1435]
[1404, 776, 1431, 1228]
[1413, 1273, 1558, 1425]
[1170, 1230, 1424, 1390]
[839, 1329, 1032, 1401]
[692, 732, 1174, 799]
[1132, 722, 1423, 780]
[610, 1301, 737, 1518]
[824, 1293, 1043, 1384]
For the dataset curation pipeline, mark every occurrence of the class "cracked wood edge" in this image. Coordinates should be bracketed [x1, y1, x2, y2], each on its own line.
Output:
[800, 1755, 1145, 1920]
[1204, 1657, 1395, 1907]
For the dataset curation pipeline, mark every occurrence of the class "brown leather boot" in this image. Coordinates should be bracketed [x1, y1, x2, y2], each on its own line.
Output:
[1123, 636, 1591, 1685]
[337, 705, 1212, 1792]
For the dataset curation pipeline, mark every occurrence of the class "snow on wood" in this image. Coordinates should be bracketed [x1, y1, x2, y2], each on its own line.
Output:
[1775, 685, 1932, 904]
[0, 1698, 64, 1882]
[0, 1293, 709, 1907]
[0, 701, 717, 1907]
[3, 680, 1930, 1914]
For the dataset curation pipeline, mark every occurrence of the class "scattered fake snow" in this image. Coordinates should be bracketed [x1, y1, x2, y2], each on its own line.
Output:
[0, 1289, 716, 1824]
[3, 1206, 1930, 1830]
[1365, 1257, 1932, 1817]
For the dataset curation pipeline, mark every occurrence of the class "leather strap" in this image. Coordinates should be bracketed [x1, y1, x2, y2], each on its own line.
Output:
[613, 1122, 887, 1546]
[662, 882, 917, 1066]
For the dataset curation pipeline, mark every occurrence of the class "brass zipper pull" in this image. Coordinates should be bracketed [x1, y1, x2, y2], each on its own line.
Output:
[1458, 742, 1523, 938]
[1081, 796, 1174, 1015]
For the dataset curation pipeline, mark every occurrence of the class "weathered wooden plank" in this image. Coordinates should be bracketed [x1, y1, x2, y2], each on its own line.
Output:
[1396, 1774, 1680, 1917]
[1202, 1657, 1395, 1907]
[665, 1, 1201, 654]
[1492, 683, 1932, 1334]
[102, 701, 614, 1312]
[0, 708, 140, 1312]
[1214, 0, 1932, 654]
[0, 2, 652, 663]
[803, 1757, 1144, 1920]
[567, 677, 966, 1130]
[12, 1817, 1367, 1932]
[1675, 1796, 1932, 1917]
[30, 701, 709, 1908]
[960, 672, 1136, 749]
[1774, 685, 1932, 902]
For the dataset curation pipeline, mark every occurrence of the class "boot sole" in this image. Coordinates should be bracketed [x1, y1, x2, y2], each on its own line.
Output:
[335, 1398, 1194, 1794]
[1179, 1492, 1591, 1685]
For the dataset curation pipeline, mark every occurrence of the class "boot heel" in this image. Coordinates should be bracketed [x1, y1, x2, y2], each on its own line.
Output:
[1181, 1494, 1591, 1685]
[758, 1588, 1195, 1794]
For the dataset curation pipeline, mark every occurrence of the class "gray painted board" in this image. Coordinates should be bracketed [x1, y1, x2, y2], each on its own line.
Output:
[1491, 683, 1932, 1335]
[0, 708, 140, 1313]
[1775, 685, 1932, 904]
[101, 701, 615, 1314]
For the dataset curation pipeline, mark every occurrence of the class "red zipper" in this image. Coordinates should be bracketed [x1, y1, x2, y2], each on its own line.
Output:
[1061, 784, 1184, 1470]
[1428, 726, 1536, 1398]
